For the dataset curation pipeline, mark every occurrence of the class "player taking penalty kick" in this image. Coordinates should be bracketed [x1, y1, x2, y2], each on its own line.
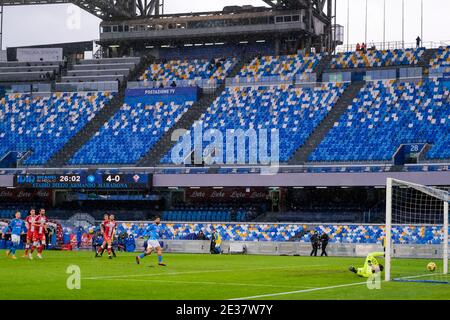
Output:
[136, 217, 166, 266]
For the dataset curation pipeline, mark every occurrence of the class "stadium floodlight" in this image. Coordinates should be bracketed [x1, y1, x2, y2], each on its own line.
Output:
[385, 178, 449, 284]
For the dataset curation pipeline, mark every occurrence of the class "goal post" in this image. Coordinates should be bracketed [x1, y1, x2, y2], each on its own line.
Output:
[385, 178, 449, 283]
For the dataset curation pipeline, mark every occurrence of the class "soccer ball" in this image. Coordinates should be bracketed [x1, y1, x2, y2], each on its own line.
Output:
[427, 262, 437, 272]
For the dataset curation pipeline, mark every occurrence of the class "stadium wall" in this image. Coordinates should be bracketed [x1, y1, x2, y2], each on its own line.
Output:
[149, 240, 443, 259]
[153, 171, 450, 187]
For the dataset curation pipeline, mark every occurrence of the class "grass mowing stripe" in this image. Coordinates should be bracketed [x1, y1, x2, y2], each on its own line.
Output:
[83, 265, 326, 280]
[229, 281, 368, 300]
[95, 278, 316, 289]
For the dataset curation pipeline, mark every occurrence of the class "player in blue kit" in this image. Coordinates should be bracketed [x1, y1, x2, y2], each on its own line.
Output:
[136, 217, 166, 266]
[6, 211, 27, 260]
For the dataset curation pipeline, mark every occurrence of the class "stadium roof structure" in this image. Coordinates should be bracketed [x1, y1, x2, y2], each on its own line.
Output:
[1, 0, 331, 20]
[1, 0, 337, 57]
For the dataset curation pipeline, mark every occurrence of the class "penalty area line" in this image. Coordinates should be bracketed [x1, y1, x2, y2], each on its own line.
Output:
[232, 273, 450, 300]
[229, 281, 368, 300]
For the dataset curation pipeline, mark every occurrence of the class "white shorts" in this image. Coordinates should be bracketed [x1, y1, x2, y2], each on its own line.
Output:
[11, 234, 21, 245]
[147, 240, 161, 249]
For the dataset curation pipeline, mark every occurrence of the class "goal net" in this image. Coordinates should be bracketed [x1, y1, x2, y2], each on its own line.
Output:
[385, 178, 449, 284]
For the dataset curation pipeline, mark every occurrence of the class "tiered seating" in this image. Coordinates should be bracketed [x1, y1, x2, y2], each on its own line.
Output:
[276, 211, 360, 223]
[236, 53, 322, 81]
[161, 83, 347, 164]
[69, 97, 194, 165]
[163, 210, 232, 222]
[139, 57, 237, 86]
[162, 205, 254, 222]
[0, 60, 62, 82]
[309, 80, 450, 162]
[330, 48, 425, 69]
[0, 92, 114, 165]
[160, 42, 274, 60]
[108, 222, 448, 244]
[429, 46, 450, 74]
[58, 57, 140, 91]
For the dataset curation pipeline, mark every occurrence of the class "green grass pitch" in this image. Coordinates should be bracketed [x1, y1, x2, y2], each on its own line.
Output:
[0, 250, 449, 300]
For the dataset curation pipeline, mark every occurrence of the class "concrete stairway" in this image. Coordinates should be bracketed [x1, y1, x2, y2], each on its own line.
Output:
[45, 53, 154, 167]
[313, 54, 332, 81]
[288, 81, 365, 165]
[418, 48, 438, 68]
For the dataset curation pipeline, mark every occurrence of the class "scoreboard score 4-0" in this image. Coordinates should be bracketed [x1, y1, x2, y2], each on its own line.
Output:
[14, 174, 151, 189]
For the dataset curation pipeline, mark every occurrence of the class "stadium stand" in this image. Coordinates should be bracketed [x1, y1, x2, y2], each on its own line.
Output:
[0, 92, 114, 165]
[162, 203, 260, 222]
[0, 60, 62, 83]
[57, 57, 140, 92]
[69, 96, 194, 165]
[309, 79, 450, 162]
[161, 83, 348, 164]
[330, 48, 425, 69]
[139, 57, 237, 88]
[87, 222, 448, 245]
[46, 53, 155, 167]
[429, 46, 450, 75]
[235, 52, 323, 81]
[158, 42, 275, 60]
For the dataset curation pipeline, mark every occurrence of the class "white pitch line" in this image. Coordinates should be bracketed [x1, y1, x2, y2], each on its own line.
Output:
[229, 281, 368, 300]
[394, 273, 447, 280]
[83, 265, 325, 280]
[99, 278, 316, 290]
[231, 272, 450, 300]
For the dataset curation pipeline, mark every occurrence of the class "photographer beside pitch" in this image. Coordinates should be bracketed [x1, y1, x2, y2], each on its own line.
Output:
[320, 232, 329, 256]
[310, 231, 320, 256]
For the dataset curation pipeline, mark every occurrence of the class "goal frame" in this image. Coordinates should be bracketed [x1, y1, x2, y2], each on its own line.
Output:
[385, 178, 449, 282]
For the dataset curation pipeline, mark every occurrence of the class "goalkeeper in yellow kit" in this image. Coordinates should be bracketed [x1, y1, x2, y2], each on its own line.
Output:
[349, 252, 385, 278]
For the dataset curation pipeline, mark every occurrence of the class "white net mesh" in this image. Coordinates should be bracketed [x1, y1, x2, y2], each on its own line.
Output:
[387, 179, 449, 284]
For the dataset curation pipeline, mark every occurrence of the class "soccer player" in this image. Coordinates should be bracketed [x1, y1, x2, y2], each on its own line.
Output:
[6, 211, 26, 260]
[109, 215, 118, 258]
[24, 208, 38, 259]
[136, 217, 166, 266]
[95, 214, 109, 258]
[96, 214, 117, 259]
[31, 208, 48, 259]
[349, 252, 385, 278]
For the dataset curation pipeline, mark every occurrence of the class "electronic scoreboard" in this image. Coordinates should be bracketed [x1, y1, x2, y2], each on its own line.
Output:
[13, 174, 151, 189]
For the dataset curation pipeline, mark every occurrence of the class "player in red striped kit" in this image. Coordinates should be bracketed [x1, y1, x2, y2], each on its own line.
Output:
[23, 209, 38, 259]
[30, 208, 48, 259]
[95, 214, 109, 258]
[95, 214, 117, 259]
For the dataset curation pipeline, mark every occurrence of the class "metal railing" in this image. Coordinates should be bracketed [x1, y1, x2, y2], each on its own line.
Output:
[129, 79, 220, 90]
[54, 81, 119, 92]
[3, 162, 450, 176]
[337, 40, 450, 53]
[225, 75, 293, 87]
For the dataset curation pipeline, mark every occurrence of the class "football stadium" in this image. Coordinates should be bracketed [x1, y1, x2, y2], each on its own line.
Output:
[0, 0, 449, 304]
